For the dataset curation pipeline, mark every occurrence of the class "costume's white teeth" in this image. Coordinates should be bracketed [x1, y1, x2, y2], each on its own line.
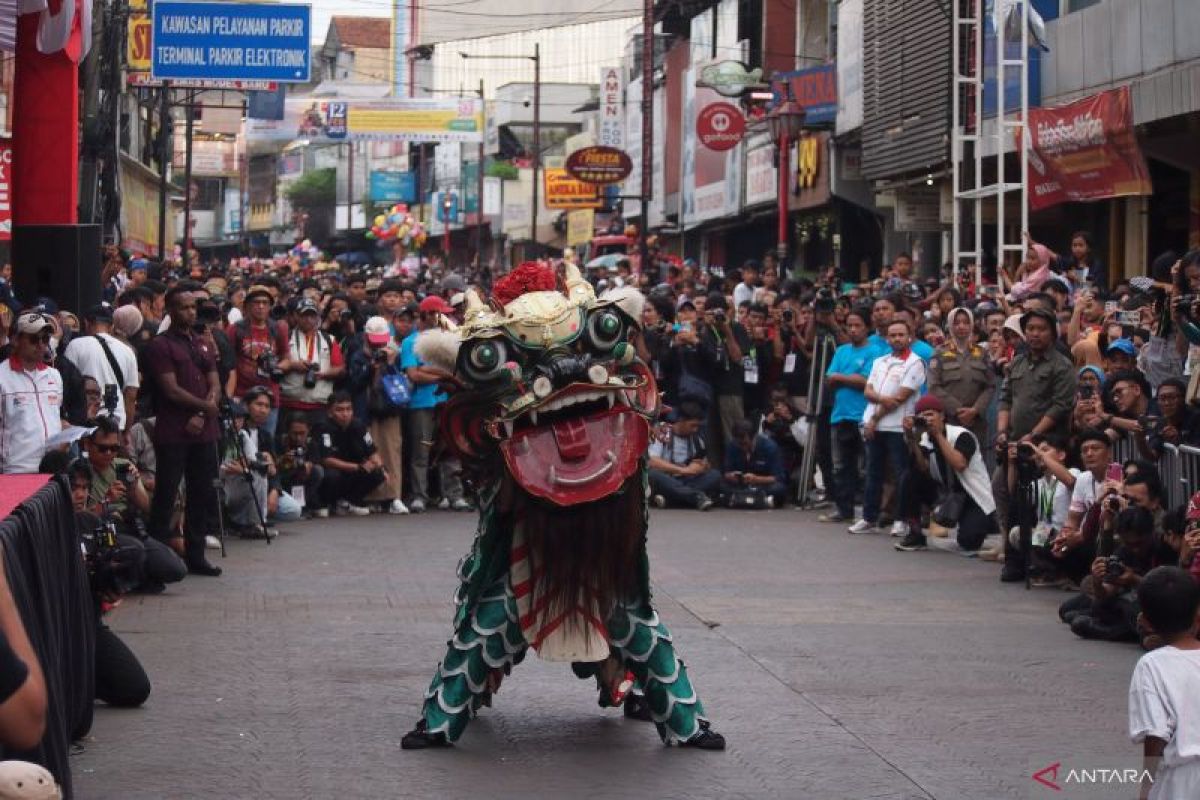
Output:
[605, 394, 615, 409]
[502, 419, 514, 438]
[530, 410, 539, 426]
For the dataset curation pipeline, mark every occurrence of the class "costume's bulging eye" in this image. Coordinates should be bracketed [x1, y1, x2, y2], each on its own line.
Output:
[587, 309, 625, 352]
[463, 339, 507, 383]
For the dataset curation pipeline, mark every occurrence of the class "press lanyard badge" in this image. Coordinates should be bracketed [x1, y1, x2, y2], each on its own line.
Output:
[784, 353, 797, 374]
[743, 353, 759, 384]
[1033, 478, 1056, 547]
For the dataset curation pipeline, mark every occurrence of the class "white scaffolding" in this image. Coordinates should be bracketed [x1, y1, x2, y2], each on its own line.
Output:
[951, 0, 1030, 290]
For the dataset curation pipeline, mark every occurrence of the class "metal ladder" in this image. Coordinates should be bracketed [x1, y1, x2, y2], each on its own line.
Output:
[951, 0, 1031, 291]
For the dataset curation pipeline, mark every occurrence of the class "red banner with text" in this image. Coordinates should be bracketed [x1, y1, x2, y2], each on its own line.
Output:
[1024, 86, 1152, 212]
[0, 139, 11, 241]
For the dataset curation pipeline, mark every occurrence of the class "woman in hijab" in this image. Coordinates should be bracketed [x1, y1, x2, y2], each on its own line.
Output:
[928, 306, 995, 455]
[1008, 233, 1056, 302]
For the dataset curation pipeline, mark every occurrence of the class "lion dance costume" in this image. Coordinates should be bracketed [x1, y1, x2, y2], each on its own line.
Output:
[401, 262, 724, 751]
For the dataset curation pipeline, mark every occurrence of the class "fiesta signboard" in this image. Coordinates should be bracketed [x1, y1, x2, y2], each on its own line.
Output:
[564, 146, 632, 185]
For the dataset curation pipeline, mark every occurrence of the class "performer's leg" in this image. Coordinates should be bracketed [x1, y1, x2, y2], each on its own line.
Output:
[403, 579, 528, 748]
[608, 603, 725, 749]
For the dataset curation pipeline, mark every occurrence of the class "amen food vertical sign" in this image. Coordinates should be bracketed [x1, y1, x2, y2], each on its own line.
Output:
[598, 67, 624, 150]
[0, 140, 11, 240]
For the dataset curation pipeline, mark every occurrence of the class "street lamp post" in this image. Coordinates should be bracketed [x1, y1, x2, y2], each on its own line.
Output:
[460, 46, 540, 256]
[764, 85, 806, 264]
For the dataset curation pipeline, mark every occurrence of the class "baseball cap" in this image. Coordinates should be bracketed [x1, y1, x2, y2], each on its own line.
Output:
[418, 295, 453, 315]
[363, 315, 391, 345]
[1106, 338, 1137, 357]
[441, 273, 466, 293]
[84, 302, 114, 323]
[15, 311, 53, 336]
[296, 298, 320, 315]
[378, 279, 405, 296]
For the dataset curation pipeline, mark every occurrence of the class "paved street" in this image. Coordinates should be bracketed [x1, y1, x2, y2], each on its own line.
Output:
[75, 507, 1143, 800]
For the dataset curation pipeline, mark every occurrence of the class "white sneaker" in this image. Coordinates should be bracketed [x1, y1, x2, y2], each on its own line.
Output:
[311, 507, 329, 519]
[450, 498, 471, 511]
[847, 519, 878, 535]
[890, 520, 910, 538]
[436, 497, 451, 510]
[206, 535, 221, 550]
[345, 503, 371, 517]
[652, 494, 667, 508]
[410, 498, 426, 513]
[388, 499, 410, 515]
[334, 500, 350, 517]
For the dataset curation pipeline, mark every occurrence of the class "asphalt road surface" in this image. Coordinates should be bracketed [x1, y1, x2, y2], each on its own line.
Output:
[74, 507, 1142, 799]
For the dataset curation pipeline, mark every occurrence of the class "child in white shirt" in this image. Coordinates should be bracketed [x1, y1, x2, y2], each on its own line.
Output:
[1129, 566, 1200, 800]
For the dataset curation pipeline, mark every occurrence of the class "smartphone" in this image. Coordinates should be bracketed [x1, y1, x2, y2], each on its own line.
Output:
[1104, 301, 1118, 315]
[1106, 463, 1124, 482]
[1116, 310, 1141, 326]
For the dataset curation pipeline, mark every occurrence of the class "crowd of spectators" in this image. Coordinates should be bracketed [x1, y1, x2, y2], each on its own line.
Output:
[2, 232, 1200, 789]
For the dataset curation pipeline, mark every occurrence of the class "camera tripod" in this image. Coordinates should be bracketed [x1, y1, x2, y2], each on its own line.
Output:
[796, 331, 835, 508]
[214, 402, 273, 547]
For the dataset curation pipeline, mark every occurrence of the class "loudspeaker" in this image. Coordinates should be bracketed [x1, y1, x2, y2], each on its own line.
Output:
[13, 224, 102, 314]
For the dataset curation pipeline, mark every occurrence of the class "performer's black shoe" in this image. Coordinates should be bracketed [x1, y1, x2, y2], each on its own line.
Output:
[401, 719, 451, 750]
[680, 721, 726, 751]
[623, 694, 653, 722]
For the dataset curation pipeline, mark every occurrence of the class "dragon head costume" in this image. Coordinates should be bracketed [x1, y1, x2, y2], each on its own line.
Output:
[401, 262, 724, 751]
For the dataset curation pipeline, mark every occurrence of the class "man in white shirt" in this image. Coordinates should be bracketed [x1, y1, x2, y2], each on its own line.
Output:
[849, 320, 926, 534]
[0, 312, 63, 473]
[64, 303, 139, 431]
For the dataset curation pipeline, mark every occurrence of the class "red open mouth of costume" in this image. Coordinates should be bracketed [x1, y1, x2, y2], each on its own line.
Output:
[498, 367, 656, 506]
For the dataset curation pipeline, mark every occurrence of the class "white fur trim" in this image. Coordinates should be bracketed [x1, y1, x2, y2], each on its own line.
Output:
[414, 329, 461, 374]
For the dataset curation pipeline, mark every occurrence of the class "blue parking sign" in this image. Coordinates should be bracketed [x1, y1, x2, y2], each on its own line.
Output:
[152, 2, 312, 83]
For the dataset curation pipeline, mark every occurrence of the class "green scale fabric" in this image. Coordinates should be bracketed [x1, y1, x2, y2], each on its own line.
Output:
[418, 472, 707, 744]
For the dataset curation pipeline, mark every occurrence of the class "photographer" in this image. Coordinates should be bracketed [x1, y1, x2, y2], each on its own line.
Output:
[221, 387, 301, 537]
[1036, 429, 1117, 586]
[721, 419, 787, 509]
[142, 287, 223, 577]
[658, 298, 715, 411]
[359, 315, 408, 515]
[225, 285, 290, 439]
[893, 395, 997, 552]
[999, 435, 1079, 584]
[82, 418, 185, 591]
[66, 459, 152, 708]
[1100, 369, 1157, 441]
[276, 414, 325, 518]
[647, 400, 719, 511]
[742, 302, 780, 427]
[1059, 506, 1159, 641]
[314, 391, 386, 515]
[63, 303, 140, 431]
[1143, 378, 1200, 459]
[280, 298, 345, 427]
[699, 293, 751, 469]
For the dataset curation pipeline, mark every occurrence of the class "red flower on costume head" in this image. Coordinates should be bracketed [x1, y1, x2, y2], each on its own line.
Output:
[492, 262, 559, 307]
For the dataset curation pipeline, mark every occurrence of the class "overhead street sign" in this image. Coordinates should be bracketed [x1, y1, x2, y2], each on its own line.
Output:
[151, 2, 312, 83]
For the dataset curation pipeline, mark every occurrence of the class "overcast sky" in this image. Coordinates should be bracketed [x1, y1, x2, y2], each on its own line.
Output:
[308, 0, 641, 46]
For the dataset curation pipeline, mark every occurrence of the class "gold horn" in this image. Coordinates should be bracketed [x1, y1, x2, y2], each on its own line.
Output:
[563, 260, 594, 304]
[464, 288, 486, 319]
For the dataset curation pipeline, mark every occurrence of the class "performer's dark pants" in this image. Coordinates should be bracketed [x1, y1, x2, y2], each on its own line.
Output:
[148, 439, 219, 565]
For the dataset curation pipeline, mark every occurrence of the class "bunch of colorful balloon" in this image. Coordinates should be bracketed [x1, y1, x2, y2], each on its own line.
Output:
[367, 204, 427, 249]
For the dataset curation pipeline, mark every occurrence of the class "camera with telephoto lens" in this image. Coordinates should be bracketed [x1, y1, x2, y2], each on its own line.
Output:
[249, 453, 271, 475]
[303, 365, 318, 388]
[1139, 415, 1164, 436]
[81, 516, 144, 597]
[1103, 555, 1125, 584]
[711, 309, 727, 324]
[256, 351, 284, 382]
[1104, 493, 1124, 514]
[102, 383, 119, 416]
[913, 416, 929, 431]
[114, 461, 132, 485]
[372, 348, 389, 365]
[196, 301, 222, 326]
[781, 308, 795, 325]
[814, 288, 836, 314]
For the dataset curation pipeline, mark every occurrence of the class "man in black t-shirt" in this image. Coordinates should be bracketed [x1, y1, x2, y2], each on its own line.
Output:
[313, 391, 386, 514]
[699, 292, 751, 469]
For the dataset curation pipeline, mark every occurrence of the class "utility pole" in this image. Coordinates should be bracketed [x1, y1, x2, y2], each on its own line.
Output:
[639, 0, 652, 271]
[530, 42, 540, 257]
[157, 84, 170, 261]
[475, 78, 485, 274]
[182, 98, 195, 260]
